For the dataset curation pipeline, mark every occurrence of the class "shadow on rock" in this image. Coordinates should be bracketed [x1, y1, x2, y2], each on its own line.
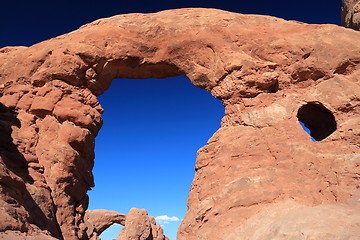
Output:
[0, 102, 62, 238]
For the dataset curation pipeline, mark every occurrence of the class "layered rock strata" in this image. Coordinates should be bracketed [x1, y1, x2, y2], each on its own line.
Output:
[0, 8, 359, 240]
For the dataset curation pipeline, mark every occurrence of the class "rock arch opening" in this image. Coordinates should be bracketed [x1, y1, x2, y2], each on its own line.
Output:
[296, 102, 337, 141]
[88, 76, 224, 239]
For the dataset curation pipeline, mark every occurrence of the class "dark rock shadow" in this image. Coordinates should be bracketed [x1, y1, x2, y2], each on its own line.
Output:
[0, 102, 62, 238]
[0, 103, 31, 182]
[297, 102, 337, 141]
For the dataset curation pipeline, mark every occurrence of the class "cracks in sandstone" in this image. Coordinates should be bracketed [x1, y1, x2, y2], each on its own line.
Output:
[239, 121, 257, 128]
[228, 194, 281, 210]
[29, 50, 54, 79]
[0, 78, 101, 238]
[206, 44, 216, 56]
[334, 58, 360, 75]
[212, 63, 281, 104]
[217, 65, 243, 88]
[260, 128, 278, 162]
[47, 187, 64, 239]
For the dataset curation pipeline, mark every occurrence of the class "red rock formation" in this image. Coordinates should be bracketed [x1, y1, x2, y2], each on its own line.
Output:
[116, 208, 168, 240]
[83, 208, 167, 240]
[84, 210, 125, 239]
[0, 8, 359, 240]
[342, 0, 360, 30]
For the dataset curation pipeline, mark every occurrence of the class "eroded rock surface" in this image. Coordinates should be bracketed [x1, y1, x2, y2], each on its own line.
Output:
[342, 0, 360, 30]
[116, 208, 168, 240]
[0, 8, 359, 240]
[84, 209, 125, 239]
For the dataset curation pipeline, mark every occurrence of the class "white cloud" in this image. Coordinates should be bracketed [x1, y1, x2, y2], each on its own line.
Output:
[155, 215, 180, 224]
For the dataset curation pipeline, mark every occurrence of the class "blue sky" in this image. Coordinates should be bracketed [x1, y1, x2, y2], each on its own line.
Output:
[1, 1, 341, 239]
[299, 121, 317, 142]
[0, 1, 341, 48]
[88, 77, 223, 239]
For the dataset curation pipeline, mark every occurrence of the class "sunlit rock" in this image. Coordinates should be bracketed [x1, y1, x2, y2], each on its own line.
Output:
[0, 7, 359, 240]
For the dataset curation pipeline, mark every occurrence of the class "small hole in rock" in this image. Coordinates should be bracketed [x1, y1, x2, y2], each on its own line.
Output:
[297, 102, 337, 141]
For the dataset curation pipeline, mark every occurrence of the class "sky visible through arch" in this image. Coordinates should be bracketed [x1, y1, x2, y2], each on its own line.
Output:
[1, 1, 342, 239]
[88, 76, 224, 239]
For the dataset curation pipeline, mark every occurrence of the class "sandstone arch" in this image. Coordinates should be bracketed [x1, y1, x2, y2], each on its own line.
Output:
[0, 8, 359, 240]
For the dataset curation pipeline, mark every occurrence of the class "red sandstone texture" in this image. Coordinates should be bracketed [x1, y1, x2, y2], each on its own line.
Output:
[116, 208, 168, 240]
[84, 209, 125, 239]
[0, 7, 359, 240]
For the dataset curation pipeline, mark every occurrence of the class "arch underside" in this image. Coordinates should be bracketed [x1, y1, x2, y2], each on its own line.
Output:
[0, 8, 359, 240]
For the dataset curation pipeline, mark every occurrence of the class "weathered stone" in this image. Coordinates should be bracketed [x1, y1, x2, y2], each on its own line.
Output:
[0, 8, 359, 240]
[117, 208, 168, 240]
[84, 209, 126, 239]
[29, 88, 63, 117]
[0, 231, 58, 240]
[342, 0, 360, 30]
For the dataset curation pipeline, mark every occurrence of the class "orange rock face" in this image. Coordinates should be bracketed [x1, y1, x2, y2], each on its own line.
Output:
[0, 8, 359, 240]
